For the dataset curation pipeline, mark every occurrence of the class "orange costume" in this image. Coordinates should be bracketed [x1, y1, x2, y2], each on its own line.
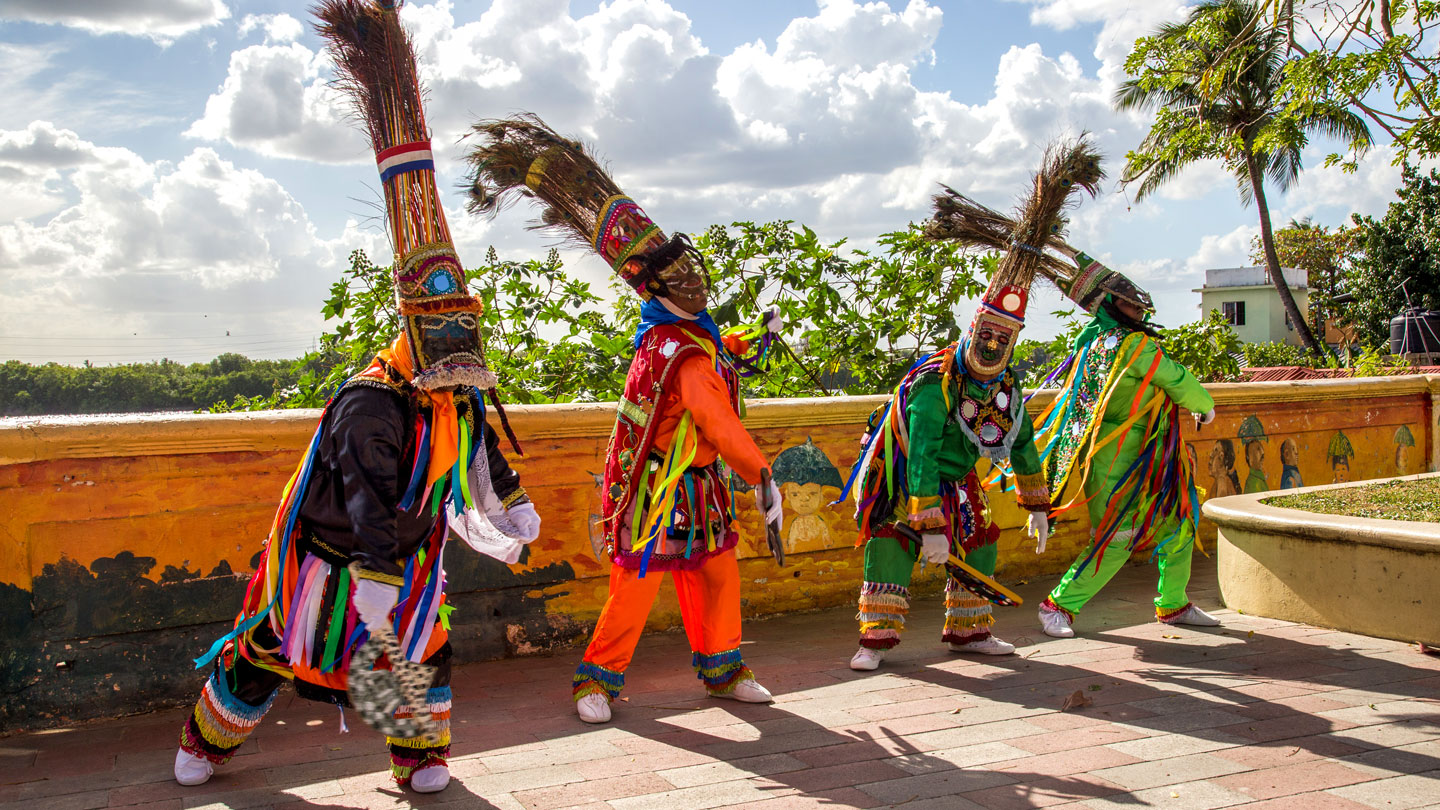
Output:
[578, 326, 770, 697]
[464, 116, 784, 713]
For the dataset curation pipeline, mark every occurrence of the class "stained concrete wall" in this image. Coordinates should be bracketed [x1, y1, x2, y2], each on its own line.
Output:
[1, 375, 1437, 732]
[1206, 473, 1440, 646]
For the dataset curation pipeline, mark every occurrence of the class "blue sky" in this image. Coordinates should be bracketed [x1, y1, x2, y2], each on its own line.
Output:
[0, 0, 1410, 364]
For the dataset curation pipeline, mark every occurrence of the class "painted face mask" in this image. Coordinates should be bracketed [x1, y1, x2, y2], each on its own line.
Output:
[964, 284, 1027, 380]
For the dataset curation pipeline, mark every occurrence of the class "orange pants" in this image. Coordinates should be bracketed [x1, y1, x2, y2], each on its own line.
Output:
[572, 549, 752, 700]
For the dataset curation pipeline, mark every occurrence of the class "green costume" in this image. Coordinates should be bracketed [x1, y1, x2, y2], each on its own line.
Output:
[847, 344, 1049, 649]
[1032, 304, 1213, 621]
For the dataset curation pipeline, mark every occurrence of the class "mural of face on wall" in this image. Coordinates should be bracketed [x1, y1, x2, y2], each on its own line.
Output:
[1239, 415, 1269, 494]
[770, 437, 844, 552]
[1329, 430, 1355, 484]
[1395, 425, 1417, 474]
[1208, 439, 1240, 499]
[586, 471, 607, 562]
[1279, 438, 1303, 489]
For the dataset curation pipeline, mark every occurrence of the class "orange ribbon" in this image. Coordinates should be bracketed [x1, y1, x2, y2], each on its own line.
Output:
[371, 333, 459, 489]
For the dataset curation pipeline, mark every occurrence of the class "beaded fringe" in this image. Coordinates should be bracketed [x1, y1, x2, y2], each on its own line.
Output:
[692, 648, 754, 693]
[388, 686, 453, 784]
[1040, 596, 1074, 622]
[857, 581, 909, 650]
[1156, 602, 1193, 623]
[179, 668, 277, 765]
[941, 580, 993, 644]
[573, 661, 625, 702]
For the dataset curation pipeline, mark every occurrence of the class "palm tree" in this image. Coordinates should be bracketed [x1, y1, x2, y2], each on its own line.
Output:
[1115, 0, 1371, 359]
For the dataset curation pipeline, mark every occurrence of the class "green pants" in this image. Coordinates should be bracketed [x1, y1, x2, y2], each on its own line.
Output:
[1047, 422, 1195, 618]
[1047, 512, 1195, 617]
[858, 533, 999, 649]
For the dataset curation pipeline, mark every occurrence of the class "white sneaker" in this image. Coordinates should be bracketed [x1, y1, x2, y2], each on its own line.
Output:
[947, 636, 1016, 655]
[576, 692, 612, 724]
[711, 679, 774, 703]
[1039, 605, 1075, 638]
[850, 647, 885, 671]
[410, 763, 450, 793]
[1162, 605, 1221, 627]
[173, 748, 214, 787]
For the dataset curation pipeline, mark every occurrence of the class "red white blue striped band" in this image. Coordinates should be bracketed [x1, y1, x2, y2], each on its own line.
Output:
[377, 141, 434, 183]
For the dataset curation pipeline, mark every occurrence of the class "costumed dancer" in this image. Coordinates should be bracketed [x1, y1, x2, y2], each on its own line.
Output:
[840, 139, 1103, 671]
[173, 0, 540, 793]
[1030, 249, 1218, 636]
[926, 180, 1220, 637]
[464, 115, 784, 724]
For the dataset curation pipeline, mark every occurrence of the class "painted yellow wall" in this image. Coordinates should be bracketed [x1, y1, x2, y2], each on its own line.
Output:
[2, 376, 1436, 623]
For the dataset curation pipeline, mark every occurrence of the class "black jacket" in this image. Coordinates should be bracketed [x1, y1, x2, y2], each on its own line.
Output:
[296, 383, 524, 577]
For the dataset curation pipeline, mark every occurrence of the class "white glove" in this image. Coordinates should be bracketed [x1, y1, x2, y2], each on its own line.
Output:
[1196, 408, 1216, 426]
[1027, 511, 1050, 554]
[506, 501, 541, 543]
[921, 533, 949, 565]
[754, 479, 784, 526]
[352, 578, 399, 628]
[764, 310, 783, 333]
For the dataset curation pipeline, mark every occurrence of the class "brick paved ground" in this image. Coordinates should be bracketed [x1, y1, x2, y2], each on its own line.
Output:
[2, 556, 1438, 810]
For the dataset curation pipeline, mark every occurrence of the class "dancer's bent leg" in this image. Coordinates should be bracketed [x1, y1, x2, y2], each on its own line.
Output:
[857, 534, 919, 651]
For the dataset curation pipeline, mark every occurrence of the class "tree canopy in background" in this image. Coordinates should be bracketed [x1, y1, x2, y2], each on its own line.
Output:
[1264, 0, 1440, 166]
[1249, 217, 1360, 338]
[1346, 163, 1440, 347]
[0, 202, 1410, 417]
[1116, 0, 1372, 359]
[0, 354, 306, 416]
[231, 221, 991, 409]
[699, 222, 988, 397]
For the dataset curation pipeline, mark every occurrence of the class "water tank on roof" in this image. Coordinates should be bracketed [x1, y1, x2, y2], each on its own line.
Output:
[1389, 308, 1440, 354]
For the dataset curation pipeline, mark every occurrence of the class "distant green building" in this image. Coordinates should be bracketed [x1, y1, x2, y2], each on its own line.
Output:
[1194, 266, 1309, 346]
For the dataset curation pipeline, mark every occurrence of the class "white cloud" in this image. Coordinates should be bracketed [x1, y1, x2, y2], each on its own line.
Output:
[1008, 0, 1187, 86]
[28, 0, 1428, 357]
[0, 122, 385, 363]
[0, 0, 230, 43]
[1278, 144, 1434, 225]
[238, 13, 304, 44]
[185, 43, 365, 163]
[1185, 223, 1259, 276]
[0, 120, 142, 222]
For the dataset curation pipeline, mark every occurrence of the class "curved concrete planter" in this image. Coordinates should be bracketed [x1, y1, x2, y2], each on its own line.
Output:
[1203, 472, 1440, 646]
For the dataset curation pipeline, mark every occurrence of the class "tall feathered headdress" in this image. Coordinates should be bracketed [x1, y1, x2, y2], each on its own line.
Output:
[316, 0, 494, 390]
[927, 136, 1105, 379]
[462, 113, 707, 303]
[927, 144, 1151, 316]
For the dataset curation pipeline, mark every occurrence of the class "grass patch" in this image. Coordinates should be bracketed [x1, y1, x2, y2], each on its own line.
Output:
[1264, 477, 1440, 523]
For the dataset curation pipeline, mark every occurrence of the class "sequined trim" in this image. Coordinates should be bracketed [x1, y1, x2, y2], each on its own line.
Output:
[692, 648, 754, 693]
[178, 668, 277, 765]
[858, 581, 909, 650]
[1156, 602, 1193, 623]
[573, 661, 624, 701]
[941, 580, 994, 644]
[352, 567, 405, 587]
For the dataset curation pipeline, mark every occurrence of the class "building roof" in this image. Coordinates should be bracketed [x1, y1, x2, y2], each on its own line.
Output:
[1200, 266, 1307, 290]
[1239, 365, 1440, 381]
